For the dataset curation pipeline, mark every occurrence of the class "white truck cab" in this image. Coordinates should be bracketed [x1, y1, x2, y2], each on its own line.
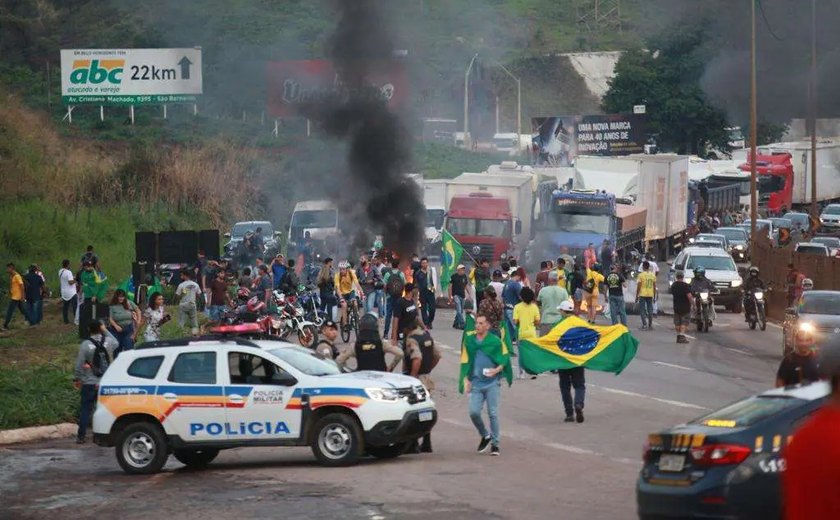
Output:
[93, 337, 436, 474]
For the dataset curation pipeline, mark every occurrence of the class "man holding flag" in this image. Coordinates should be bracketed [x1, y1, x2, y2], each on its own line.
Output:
[460, 314, 513, 456]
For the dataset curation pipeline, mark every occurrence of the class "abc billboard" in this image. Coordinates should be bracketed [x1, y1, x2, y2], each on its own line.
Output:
[266, 60, 408, 117]
[60, 48, 203, 105]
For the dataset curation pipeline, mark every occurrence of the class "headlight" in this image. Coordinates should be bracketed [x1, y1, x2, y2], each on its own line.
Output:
[700, 292, 709, 301]
[684, 277, 693, 284]
[731, 279, 743, 288]
[799, 322, 815, 333]
[365, 388, 402, 402]
[735, 244, 744, 250]
[754, 291, 764, 300]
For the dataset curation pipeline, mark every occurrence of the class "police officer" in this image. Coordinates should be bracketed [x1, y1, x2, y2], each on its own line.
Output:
[314, 320, 339, 360]
[403, 317, 442, 453]
[336, 312, 402, 372]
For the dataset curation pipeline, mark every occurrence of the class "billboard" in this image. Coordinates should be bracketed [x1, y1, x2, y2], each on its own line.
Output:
[531, 114, 647, 165]
[266, 60, 408, 117]
[60, 48, 203, 105]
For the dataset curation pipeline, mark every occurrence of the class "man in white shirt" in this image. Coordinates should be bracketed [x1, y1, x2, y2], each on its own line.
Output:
[58, 259, 77, 325]
[489, 270, 505, 303]
[176, 270, 202, 336]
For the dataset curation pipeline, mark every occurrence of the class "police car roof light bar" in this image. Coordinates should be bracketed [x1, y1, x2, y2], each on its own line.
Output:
[135, 335, 264, 350]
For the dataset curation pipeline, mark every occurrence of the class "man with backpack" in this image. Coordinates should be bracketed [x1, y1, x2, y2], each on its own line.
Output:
[279, 258, 300, 296]
[73, 320, 118, 444]
[382, 258, 406, 339]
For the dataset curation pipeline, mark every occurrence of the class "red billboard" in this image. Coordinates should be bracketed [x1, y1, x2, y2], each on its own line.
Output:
[266, 60, 408, 117]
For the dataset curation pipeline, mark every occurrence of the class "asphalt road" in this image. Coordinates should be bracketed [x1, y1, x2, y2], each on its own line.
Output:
[0, 287, 784, 520]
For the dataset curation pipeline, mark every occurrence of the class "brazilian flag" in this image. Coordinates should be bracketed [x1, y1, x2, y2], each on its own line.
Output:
[458, 313, 514, 393]
[440, 229, 464, 290]
[519, 316, 638, 374]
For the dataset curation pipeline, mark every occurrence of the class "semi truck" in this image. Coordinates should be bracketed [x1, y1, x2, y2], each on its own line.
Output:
[573, 154, 690, 259]
[736, 139, 840, 214]
[528, 188, 646, 267]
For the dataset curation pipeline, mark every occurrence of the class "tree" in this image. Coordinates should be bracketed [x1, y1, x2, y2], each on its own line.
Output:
[602, 26, 730, 157]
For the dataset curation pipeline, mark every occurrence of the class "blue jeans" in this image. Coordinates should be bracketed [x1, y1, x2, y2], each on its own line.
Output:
[366, 289, 384, 314]
[25, 299, 43, 325]
[110, 323, 135, 356]
[639, 296, 654, 327]
[609, 294, 627, 326]
[452, 295, 465, 328]
[504, 307, 517, 342]
[469, 381, 501, 446]
[4, 299, 30, 328]
[558, 368, 586, 416]
[77, 384, 98, 439]
[383, 294, 400, 336]
[62, 295, 78, 324]
[208, 305, 226, 322]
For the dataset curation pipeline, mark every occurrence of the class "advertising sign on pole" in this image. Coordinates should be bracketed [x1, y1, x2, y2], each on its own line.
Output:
[265, 60, 408, 118]
[60, 48, 203, 105]
[531, 114, 648, 166]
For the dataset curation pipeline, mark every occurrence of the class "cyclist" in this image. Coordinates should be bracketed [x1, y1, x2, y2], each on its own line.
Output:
[334, 260, 364, 333]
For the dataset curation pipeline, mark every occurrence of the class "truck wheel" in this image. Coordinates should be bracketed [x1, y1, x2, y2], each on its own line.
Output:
[115, 422, 169, 475]
[311, 413, 364, 467]
[173, 448, 219, 468]
[366, 442, 407, 459]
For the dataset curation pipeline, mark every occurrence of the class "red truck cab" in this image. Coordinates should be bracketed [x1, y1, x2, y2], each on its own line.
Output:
[445, 193, 515, 263]
[738, 153, 793, 214]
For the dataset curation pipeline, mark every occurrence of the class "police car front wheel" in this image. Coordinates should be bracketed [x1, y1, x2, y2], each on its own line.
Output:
[311, 413, 364, 466]
[116, 422, 169, 475]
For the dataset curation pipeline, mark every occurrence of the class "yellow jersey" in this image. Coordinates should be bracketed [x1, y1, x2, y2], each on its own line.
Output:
[334, 270, 359, 295]
[585, 270, 605, 296]
[513, 302, 541, 339]
[637, 271, 657, 298]
[9, 272, 24, 301]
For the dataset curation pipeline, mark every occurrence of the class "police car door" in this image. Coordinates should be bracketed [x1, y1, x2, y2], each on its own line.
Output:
[224, 350, 301, 440]
[159, 348, 229, 442]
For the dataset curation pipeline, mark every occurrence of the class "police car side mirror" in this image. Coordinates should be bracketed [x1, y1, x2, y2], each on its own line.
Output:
[271, 372, 298, 386]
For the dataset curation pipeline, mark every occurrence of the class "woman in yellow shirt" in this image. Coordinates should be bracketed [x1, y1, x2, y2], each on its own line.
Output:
[513, 286, 541, 379]
[583, 264, 605, 324]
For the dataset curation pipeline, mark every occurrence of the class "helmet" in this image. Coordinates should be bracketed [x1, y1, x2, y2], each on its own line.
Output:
[693, 267, 706, 277]
[359, 312, 379, 332]
[338, 260, 349, 269]
[246, 296, 265, 313]
[749, 266, 759, 276]
[237, 287, 251, 300]
[592, 262, 602, 273]
[803, 278, 814, 290]
[558, 300, 575, 313]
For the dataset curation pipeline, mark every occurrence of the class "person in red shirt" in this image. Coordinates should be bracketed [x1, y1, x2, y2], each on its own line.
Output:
[783, 347, 840, 520]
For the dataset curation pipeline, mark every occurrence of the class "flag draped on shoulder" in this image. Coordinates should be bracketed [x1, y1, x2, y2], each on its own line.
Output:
[458, 313, 513, 393]
[439, 229, 464, 290]
[519, 316, 638, 375]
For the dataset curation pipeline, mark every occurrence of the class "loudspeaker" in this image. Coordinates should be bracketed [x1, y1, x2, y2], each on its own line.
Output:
[135, 232, 157, 263]
[199, 229, 220, 258]
[132, 261, 150, 286]
[159, 231, 199, 264]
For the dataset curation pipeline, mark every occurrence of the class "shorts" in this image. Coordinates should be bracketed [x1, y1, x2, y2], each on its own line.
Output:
[673, 313, 690, 326]
[573, 289, 583, 302]
[341, 291, 358, 303]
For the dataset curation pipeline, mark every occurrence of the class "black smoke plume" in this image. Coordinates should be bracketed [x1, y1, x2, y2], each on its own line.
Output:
[303, 0, 424, 257]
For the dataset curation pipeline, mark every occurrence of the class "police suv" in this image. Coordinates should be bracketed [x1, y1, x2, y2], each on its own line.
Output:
[92, 336, 437, 474]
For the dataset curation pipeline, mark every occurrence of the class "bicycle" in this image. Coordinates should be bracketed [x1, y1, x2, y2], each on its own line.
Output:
[340, 297, 361, 343]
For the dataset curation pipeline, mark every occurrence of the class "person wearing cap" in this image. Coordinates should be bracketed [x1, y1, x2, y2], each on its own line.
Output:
[782, 346, 840, 519]
[73, 320, 118, 443]
[336, 312, 403, 372]
[449, 264, 469, 330]
[556, 300, 586, 423]
[537, 270, 569, 335]
[403, 317, 442, 453]
[314, 320, 340, 360]
[775, 329, 819, 388]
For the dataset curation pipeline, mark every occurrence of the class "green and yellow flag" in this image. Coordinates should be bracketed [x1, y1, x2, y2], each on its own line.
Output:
[458, 313, 514, 393]
[519, 316, 638, 375]
[439, 229, 464, 290]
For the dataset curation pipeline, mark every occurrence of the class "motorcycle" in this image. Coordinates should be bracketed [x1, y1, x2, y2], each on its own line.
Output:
[297, 285, 328, 327]
[693, 290, 719, 332]
[744, 287, 768, 331]
[272, 291, 318, 348]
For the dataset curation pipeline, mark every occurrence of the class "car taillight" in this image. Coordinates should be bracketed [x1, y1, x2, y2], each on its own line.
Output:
[689, 444, 751, 466]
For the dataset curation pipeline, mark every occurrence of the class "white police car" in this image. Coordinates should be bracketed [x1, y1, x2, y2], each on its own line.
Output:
[92, 336, 437, 474]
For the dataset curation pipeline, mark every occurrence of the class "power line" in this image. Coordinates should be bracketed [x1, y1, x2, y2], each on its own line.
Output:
[756, 0, 784, 41]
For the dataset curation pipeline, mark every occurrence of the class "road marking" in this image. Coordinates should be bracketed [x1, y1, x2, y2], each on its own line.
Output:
[593, 385, 710, 410]
[438, 343, 455, 351]
[651, 361, 695, 371]
[726, 347, 751, 356]
[767, 322, 783, 329]
[545, 442, 599, 456]
[683, 334, 697, 340]
[713, 323, 731, 328]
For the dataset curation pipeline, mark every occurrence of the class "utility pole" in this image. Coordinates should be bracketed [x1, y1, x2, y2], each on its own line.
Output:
[464, 53, 479, 148]
[749, 0, 758, 242]
[810, 0, 818, 217]
[496, 62, 522, 151]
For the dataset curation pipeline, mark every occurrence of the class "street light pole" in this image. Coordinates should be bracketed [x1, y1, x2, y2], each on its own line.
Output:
[810, 0, 818, 217]
[496, 62, 522, 150]
[749, 0, 758, 242]
[464, 53, 479, 147]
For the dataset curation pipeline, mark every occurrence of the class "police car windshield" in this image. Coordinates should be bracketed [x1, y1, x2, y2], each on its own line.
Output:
[269, 347, 341, 376]
[690, 395, 805, 428]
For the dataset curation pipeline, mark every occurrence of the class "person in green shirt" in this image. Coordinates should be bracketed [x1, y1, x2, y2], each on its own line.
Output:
[536, 270, 570, 335]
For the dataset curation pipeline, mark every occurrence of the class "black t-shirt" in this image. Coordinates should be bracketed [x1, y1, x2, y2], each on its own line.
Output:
[669, 281, 693, 315]
[395, 297, 418, 335]
[450, 273, 468, 298]
[605, 272, 625, 296]
[776, 353, 820, 386]
[23, 272, 44, 302]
